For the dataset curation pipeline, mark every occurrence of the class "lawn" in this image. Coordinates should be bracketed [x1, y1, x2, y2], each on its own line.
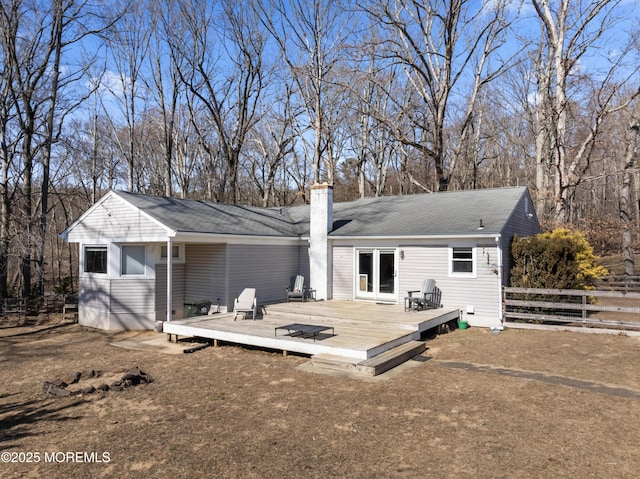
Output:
[1, 321, 639, 478]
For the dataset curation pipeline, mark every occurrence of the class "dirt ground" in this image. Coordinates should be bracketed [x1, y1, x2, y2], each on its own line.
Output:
[1, 319, 640, 479]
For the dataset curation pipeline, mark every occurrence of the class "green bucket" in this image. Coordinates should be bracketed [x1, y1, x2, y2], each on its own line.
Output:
[457, 320, 469, 330]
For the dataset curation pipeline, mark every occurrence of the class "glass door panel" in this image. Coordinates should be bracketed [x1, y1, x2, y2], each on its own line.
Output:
[378, 251, 395, 295]
[357, 251, 374, 297]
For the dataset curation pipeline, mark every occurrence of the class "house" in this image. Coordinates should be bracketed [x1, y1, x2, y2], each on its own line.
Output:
[60, 185, 540, 330]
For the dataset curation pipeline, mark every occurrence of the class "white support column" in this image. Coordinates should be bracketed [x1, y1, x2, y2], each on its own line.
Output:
[166, 238, 172, 322]
[309, 183, 333, 300]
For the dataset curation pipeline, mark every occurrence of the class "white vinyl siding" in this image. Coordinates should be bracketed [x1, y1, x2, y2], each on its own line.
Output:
[65, 194, 168, 243]
[78, 275, 156, 329]
[111, 279, 155, 313]
[332, 246, 353, 300]
[227, 244, 302, 307]
[398, 242, 501, 324]
[79, 276, 111, 311]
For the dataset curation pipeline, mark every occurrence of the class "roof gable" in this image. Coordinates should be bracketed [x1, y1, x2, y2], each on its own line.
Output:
[61, 191, 172, 242]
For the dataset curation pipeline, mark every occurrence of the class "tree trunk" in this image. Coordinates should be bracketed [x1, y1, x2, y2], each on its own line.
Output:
[36, 0, 64, 297]
[621, 118, 640, 276]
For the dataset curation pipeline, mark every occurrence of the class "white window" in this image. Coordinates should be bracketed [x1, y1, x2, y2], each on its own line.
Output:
[160, 245, 180, 259]
[450, 246, 476, 277]
[159, 244, 184, 263]
[84, 246, 107, 274]
[121, 245, 146, 275]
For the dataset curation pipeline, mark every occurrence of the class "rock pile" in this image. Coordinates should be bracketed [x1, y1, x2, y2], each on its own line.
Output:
[42, 367, 153, 398]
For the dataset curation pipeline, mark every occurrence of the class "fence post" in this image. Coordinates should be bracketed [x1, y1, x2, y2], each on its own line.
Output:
[582, 293, 587, 326]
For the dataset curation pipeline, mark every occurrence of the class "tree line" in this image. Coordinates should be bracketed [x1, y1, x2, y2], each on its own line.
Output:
[1, 0, 639, 299]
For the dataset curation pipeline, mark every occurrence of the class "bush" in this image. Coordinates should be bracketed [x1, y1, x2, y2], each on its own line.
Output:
[510, 228, 608, 290]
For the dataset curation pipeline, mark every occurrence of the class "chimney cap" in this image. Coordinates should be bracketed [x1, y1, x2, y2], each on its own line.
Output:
[310, 182, 333, 190]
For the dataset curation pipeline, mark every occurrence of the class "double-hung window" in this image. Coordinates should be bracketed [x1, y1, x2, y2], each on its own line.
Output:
[450, 246, 475, 277]
[84, 246, 107, 274]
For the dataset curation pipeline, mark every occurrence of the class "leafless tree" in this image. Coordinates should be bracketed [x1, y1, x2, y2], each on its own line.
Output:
[167, 0, 266, 204]
[258, 0, 354, 186]
[530, 0, 638, 222]
[245, 81, 299, 207]
[103, 0, 151, 192]
[360, 0, 512, 191]
[0, 0, 115, 298]
[142, 1, 188, 197]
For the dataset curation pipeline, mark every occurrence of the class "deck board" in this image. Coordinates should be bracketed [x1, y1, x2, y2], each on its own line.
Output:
[162, 301, 460, 362]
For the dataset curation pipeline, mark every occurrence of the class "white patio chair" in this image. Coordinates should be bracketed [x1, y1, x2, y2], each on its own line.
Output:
[233, 288, 257, 321]
[286, 275, 306, 302]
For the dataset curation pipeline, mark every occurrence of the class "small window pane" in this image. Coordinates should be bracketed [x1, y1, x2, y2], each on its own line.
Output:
[122, 245, 145, 275]
[85, 246, 107, 274]
[160, 245, 180, 259]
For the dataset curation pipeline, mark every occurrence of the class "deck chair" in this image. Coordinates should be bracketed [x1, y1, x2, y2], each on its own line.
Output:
[405, 279, 441, 311]
[286, 275, 306, 302]
[233, 288, 257, 321]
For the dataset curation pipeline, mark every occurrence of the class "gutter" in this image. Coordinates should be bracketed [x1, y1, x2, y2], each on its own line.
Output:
[496, 234, 504, 325]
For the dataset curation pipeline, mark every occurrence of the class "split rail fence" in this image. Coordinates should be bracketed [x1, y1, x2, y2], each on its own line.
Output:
[503, 286, 640, 331]
[0, 294, 78, 325]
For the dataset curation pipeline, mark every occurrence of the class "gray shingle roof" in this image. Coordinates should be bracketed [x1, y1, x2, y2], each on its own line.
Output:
[115, 186, 529, 238]
[327, 186, 529, 237]
[115, 191, 301, 236]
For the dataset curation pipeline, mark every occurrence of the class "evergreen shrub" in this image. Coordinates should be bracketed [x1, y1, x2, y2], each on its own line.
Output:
[510, 228, 608, 290]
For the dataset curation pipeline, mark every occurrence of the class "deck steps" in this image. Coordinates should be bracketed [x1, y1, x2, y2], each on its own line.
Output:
[311, 340, 426, 376]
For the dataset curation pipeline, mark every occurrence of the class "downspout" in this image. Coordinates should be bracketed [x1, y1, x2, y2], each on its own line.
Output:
[496, 235, 503, 325]
[166, 238, 172, 323]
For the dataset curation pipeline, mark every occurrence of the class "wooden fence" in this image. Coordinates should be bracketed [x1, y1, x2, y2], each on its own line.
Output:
[596, 275, 640, 293]
[503, 287, 640, 331]
[0, 294, 76, 325]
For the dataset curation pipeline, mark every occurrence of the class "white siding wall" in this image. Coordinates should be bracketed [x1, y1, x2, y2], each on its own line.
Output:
[79, 276, 110, 311]
[78, 275, 156, 330]
[332, 246, 353, 300]
[331, 239, 503, 327]
[399, 242, 502, 326]
[66, 194, 167, 243]
[110, 279, 155, 312]
[227, 244, 302, 307]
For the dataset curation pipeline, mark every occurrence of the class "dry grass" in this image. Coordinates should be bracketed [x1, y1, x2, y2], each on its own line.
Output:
[1, 322, 639, 478]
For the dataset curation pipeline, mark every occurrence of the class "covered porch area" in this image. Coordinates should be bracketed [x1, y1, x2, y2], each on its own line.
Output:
[162, 301, 461, 376]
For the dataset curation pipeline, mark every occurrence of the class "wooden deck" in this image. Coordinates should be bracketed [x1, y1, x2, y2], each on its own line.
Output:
[162, 301, 460, 375]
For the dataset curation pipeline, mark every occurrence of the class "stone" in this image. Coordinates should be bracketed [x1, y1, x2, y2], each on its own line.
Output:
[62, 371, 81, 385]
[121, 367, 154, 385]
[43, 381, 72, 397]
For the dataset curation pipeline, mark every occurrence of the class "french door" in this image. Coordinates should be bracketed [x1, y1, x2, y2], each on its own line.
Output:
[356, 249, 397, 302]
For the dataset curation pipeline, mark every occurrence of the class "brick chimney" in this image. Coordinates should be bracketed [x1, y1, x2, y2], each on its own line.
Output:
[309, 183, 333, 300]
